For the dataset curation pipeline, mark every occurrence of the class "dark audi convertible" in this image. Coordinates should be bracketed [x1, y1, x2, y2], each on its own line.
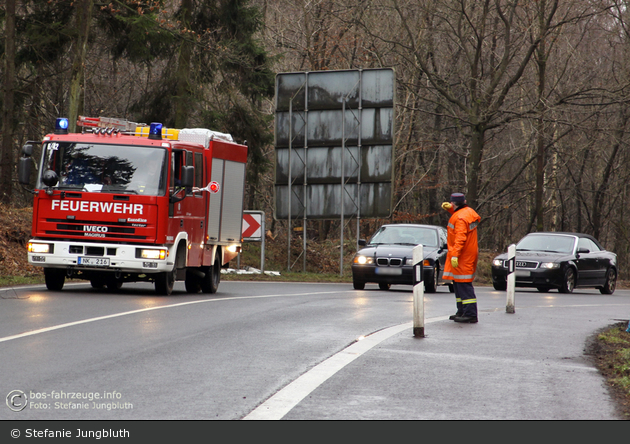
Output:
[351, 224, 450, 292]
[491, 232, 617, 294]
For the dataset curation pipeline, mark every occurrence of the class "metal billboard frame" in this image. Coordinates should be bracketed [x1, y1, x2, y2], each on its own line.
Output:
[274, 68, 395, 274]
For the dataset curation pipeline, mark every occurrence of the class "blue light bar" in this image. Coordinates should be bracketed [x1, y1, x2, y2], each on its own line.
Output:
[55, 118, 69, 134]
[148, 122, 163, 140]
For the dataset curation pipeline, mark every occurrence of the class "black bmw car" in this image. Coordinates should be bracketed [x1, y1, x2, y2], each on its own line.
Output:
[351, 224, 451, 292]
[491, 232, 617, 294]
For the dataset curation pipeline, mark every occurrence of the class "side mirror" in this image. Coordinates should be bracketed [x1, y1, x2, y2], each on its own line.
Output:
[22, 143, 34, 157]
[576, 247, 589, 257]
[18, 158, 32, 185]
[181, 166, 194, 188]
[170, 166, 195, 203]
[18, 141, 41, 193]
[358, 239, 367, 247]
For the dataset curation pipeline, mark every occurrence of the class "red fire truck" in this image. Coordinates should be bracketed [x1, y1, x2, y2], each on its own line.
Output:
[18, 116, 247, 295]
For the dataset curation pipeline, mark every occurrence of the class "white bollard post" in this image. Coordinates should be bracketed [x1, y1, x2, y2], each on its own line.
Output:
[506, 244, 516, 313]
[413, 244, 425, 338]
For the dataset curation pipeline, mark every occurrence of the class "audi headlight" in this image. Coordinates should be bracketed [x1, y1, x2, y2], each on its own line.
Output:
[353, 255, 373, 265]
[540, 262, 560, 269]
[492, 259, 504, 267]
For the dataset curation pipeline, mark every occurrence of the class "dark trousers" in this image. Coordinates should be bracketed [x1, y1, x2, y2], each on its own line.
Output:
[453, 281, 478, 318]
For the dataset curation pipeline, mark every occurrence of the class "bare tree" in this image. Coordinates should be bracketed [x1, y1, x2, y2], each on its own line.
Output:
[359, 0, 567, 209]
[1, 0, 16, 204]
[68, 0, 94, 133]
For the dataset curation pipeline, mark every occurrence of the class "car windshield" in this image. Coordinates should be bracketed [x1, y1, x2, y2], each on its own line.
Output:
[369, 226, 438, 247]
[38, 141, 168, 196]
[516, 234, 576, 254]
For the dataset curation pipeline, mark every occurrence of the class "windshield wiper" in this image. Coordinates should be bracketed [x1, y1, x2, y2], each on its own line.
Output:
[106, 187, 138, 194]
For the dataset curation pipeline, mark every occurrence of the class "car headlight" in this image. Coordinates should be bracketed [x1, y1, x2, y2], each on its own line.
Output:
[140, 249, 168, 260]
[28, 242, 52, 254]
[353, 255, 373, 265]
[540, 262, 560, 269]
[405, 258, 431, 266]
[492, 259, 504, 267]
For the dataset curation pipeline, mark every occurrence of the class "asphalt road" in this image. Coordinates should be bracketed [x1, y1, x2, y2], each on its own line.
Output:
[1, 280, 629, 422]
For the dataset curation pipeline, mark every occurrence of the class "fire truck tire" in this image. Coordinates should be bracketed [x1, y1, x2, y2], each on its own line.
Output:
[44, 268, 65, 291]
[185, 269, 202, 293]
[106, 277, 123, 291]
[155, 268, 175, 295]
[201, 250, 221, 294]
[90, 277, 106, 289]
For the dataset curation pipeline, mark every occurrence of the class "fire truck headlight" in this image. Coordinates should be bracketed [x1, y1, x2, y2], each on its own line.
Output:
[28, 242, 52, 254]
[140, 249, 167, 260]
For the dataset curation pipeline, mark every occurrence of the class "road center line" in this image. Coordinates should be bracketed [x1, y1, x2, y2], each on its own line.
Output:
[0, 290, 354, 344]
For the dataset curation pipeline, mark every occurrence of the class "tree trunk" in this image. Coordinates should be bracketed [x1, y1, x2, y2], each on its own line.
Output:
[535, 40, 547, 232]
[1, 0, 16, 204]
[467, 123, 485, 209]
[535, 0, 549, 232]
[68, 0, 93, 133]
[175, 0, 193, 128]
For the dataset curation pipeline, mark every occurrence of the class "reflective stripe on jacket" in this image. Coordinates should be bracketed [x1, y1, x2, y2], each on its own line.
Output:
[443, 205, 481, 283]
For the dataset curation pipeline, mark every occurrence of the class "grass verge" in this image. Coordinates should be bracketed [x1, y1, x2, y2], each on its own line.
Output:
[0, 275, 45, 288]
[588, 321, 630, 419]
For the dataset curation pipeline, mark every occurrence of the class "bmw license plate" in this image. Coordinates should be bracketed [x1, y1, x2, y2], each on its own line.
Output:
[78, 257, 110, 267]
[375, 267, 402, 276]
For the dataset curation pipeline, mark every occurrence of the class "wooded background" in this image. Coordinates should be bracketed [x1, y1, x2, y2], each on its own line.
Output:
[2, 0, 630, 277]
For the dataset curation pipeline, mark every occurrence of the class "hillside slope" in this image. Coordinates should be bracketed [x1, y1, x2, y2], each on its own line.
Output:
[0, 204, 40, 279]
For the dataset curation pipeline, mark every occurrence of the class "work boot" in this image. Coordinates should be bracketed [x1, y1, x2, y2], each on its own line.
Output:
[454, 316, 478, 323]
[449, 312, 463, 320]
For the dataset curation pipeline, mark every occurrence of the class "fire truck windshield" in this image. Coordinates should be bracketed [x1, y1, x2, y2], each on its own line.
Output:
[38, 142, 168, 195]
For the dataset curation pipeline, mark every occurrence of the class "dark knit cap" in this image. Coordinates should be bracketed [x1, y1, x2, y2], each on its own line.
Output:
[450, 193, 466, 204]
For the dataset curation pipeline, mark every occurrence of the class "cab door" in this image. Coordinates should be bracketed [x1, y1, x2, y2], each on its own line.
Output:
[575, 238, 603, 285]
[168, 148, 205, 267]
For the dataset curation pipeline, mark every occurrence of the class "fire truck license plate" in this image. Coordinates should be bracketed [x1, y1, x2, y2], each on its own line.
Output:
[78, 257, 110, 267]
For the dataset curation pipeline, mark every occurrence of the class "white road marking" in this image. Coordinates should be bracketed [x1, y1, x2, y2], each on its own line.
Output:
[242, 316, 449, 420]
[0, 290, 354, 344]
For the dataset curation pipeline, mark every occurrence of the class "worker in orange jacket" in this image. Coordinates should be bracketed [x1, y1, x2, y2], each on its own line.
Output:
[442, 193, 481, 323]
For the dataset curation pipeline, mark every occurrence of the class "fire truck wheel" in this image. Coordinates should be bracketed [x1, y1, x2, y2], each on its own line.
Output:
[155, 258, 177, 295]
[201, 251, 221, 294]
[185, 269, 202, 293]
[155, 268, 176, 295]
[90, 278, 106, 289]
[106, 277, 123, 292]
[44, 268, 65, 291]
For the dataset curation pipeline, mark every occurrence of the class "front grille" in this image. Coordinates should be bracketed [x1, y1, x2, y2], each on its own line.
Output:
[85, 246, 105, 256]
[69, 244, 117, 256]
[516, 261, 539, 269]
[45, 218, 147, 240]
[69, 245, 83, 254]
[376, 257, 403, 267]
